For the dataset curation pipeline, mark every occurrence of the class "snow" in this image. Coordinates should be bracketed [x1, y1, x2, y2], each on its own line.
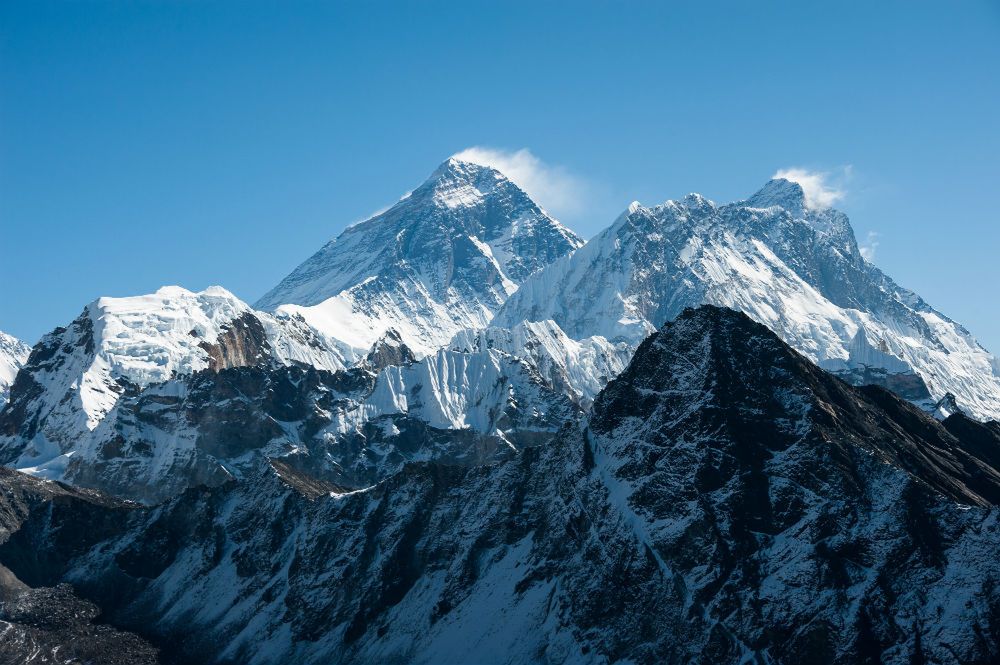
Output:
[1, 285, 348, 490]
[449, 319, 633, 407]
[495, 179, 1000, 421]
[0, 330, 30, 406]
[91, 285, 250, 386]
[255, 158, 581, 358]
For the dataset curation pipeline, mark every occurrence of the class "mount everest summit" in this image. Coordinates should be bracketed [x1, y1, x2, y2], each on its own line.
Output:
[1, 155, 1000, 664]
[256, 157, 583, 358]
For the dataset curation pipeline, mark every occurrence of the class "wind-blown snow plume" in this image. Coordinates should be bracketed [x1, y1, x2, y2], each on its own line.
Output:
[451, 146, 584, 217]
[859, 230, 880, 261]
[773, 167, 846, 209]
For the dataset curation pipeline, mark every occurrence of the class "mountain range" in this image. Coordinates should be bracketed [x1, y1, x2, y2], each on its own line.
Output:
[1, 156, 999, 664]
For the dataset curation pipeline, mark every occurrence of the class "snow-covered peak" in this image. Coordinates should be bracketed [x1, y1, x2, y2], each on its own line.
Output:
[0, 285, 347, 476]
[495, 179, 1000, 421]
[413, 158, 512, 210]
[255, 158, 582, 357]
[0, 330, 31, 407]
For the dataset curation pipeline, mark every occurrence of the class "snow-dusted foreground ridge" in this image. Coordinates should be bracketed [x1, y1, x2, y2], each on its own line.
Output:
[256, 157, 582, 358]
[495, 178, 1000, 420]
[0, 330, 31, 407]
[3, 307, 1000, 664]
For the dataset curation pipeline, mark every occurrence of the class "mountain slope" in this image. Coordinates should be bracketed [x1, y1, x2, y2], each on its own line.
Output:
[4, 306, 1000, 664]
[0, 331, 30, 407]
[256, 157, 582, 357]
[494, 179, 1000, 420]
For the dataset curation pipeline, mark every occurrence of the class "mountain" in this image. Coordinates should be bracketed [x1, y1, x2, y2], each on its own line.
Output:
[0, 286, 348, 491]
[494, 179, 1000, 421]
[256, 157, 583, 358]
[0, 330, 30, 407]
[0, 287, 576, 503]
[3, 306, 1000, 664]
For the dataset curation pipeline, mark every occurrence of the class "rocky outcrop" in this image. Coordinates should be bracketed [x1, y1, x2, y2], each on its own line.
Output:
[197, 312, 271, 372]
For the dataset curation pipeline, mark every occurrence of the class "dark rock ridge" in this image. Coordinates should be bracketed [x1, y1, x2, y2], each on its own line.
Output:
[0, 468, 158, 664]
[1, 306, 1000, 663]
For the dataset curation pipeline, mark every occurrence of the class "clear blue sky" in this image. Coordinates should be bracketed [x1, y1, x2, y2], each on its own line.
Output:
[2, 1, 999, 351]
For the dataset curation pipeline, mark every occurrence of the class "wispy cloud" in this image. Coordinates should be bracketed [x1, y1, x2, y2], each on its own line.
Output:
[452, 146, 585, 218]
[773, 166, 850, 209]
[859, 231, 880, 262]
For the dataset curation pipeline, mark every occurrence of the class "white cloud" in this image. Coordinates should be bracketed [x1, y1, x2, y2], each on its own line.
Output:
[859, 231, 880, 262]
[452, 146, 584, 218]
[773, 167, 847, 209]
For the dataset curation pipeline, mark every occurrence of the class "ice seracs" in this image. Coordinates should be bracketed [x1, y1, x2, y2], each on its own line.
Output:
[255, 157, 582, 358]
[494, 178, 1000, 420]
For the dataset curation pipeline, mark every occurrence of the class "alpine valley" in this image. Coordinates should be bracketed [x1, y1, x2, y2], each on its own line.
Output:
[2, 156, 1000, 665]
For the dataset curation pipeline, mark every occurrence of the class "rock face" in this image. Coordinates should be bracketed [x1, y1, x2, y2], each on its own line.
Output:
[3, 306, 1000, 664]
[494, 180, 1000, 420]
[256, 157, 583, 357]
[0, 331, 30, 408]
[0, 468, 158, 664]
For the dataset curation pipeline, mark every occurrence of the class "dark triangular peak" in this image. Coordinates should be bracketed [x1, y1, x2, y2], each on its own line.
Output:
[590, 305, 1000, 506]
[363, 328, 415, 371]
[745, 177, 808, 215]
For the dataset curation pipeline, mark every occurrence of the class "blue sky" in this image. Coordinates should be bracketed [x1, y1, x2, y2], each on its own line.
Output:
[2, 1, 999, 351]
